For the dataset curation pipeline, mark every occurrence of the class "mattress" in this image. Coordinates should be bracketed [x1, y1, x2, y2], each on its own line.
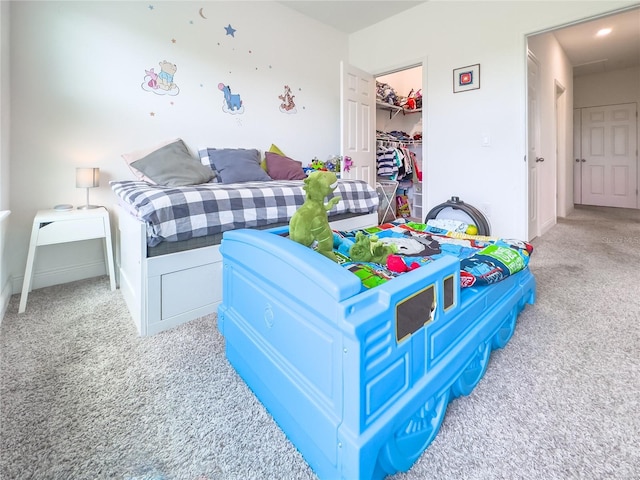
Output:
[146, 212, 363, 257]
[111, 179, 379, 247]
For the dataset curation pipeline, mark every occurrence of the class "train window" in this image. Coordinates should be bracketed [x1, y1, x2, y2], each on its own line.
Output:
[443, 275, 456, 311]
[396, 285, 436, 343]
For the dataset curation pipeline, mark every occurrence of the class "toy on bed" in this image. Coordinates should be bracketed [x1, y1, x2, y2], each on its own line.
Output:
[289, 171, 342, 262]
[333, 219, 533, 289]
[347, 232, 397, 264]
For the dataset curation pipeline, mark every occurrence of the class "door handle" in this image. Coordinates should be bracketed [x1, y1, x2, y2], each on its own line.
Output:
[536, 157, 545, 162]
[581, 159, 586, 162]
[575, 158, 580, 163]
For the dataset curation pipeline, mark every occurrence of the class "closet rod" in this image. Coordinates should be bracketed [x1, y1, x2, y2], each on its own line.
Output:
[376, 139, 422, 147]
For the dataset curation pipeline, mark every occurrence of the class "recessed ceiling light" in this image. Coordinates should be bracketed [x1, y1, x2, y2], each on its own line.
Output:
[596, 28, 612, 37]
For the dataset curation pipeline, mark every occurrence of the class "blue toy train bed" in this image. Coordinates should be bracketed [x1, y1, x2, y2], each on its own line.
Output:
[218, 221, 536, 480]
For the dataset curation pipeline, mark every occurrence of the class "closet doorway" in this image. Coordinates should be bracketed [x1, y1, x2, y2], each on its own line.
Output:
[375, 65, 424, 220]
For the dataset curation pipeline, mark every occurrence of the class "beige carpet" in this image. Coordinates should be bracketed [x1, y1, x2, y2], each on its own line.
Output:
[1, 205, 639, 479]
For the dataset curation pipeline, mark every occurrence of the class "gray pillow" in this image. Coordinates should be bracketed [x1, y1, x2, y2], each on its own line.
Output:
[206, 148, 272, 183]
[131, 140, 215, 186]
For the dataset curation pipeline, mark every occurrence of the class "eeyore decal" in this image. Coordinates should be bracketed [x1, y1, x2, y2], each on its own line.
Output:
[218, 83, 244, 114]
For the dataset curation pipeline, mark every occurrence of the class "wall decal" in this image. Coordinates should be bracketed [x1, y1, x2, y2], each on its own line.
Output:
[224, 24, 236, 37]
[218, 83, 244, 114]
[142, 60, 180, 96]
[199, 8, 207, 19]
[278, 85, 296, 113]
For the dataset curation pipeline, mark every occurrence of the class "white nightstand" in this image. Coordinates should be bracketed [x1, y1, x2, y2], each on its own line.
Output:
[18, 207, 116, 313]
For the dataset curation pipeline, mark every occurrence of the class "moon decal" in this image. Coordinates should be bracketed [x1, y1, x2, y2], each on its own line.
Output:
[199, 8, 207, 19]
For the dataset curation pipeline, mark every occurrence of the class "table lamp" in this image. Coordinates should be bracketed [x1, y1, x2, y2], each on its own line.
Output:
[76, 167, 100, 209]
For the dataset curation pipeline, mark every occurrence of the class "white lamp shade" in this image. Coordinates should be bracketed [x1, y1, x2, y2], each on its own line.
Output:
[76, 168, 100, 188]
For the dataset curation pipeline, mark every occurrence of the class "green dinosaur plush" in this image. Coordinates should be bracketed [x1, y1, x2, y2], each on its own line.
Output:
[289, 171, 341, 262]
[349, 232, 397, 264]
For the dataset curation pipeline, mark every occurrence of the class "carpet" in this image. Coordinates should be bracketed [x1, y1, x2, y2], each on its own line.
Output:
[1, 205, 639, 479]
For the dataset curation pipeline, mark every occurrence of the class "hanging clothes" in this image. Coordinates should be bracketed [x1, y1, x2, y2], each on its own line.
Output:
[376, 145, 398, 179]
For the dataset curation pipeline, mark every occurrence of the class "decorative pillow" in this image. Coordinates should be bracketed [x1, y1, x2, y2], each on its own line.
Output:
[204, 148, 272, 183]
[197, 148, 219, 181]
[261, 143, 287, 171]
[265, 151, 306, 180]
[122, 138, 180, 183]
[130, 140, 215, 187]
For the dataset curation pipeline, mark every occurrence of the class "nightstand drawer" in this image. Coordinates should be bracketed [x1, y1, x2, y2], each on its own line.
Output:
[36, 217, 106, 245]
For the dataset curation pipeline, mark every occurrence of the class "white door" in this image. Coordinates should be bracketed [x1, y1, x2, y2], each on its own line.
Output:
[581, 103, 638, 208]
[527, 53, 542, 241]
[340, 62, 375, 188]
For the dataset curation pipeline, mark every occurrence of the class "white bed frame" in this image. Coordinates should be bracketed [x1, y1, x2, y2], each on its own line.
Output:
[114, 204, 378, 336]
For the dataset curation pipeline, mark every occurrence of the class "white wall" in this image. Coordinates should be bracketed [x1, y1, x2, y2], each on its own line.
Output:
[0, 1, 11, 318]
[348, 0, 636, 239]
[574, 66, 640, 108]
[7, 1, 348, 294]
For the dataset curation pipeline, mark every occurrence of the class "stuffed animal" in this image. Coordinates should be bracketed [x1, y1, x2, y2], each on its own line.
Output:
[404, 89, 416, 110]
[289, 171, 341, 262]
[349, 232, 397, 264]
[387, 254, 421, 273]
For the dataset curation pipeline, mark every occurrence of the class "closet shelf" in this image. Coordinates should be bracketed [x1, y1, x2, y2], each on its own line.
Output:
[376, 101, 422, 119]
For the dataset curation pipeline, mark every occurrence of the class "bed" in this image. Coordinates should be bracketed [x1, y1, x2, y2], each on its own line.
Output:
[217, 221, 536, 480]
[111, 178, 379, 336]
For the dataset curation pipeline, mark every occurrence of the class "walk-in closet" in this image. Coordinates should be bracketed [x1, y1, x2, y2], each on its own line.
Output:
[375, 65, 423, 222]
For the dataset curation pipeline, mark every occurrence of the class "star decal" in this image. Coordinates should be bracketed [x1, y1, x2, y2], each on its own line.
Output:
[148, 5, 154, 10]
[150, 112, 155, 116]
[171, 38, 176, 43]
[224, 24, 236, 37]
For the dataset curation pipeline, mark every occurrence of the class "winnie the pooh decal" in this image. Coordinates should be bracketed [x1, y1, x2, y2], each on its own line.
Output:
[142, 60, 179, 96]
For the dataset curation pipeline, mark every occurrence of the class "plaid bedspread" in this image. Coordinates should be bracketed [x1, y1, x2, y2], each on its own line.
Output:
[111, 179, 379, 246]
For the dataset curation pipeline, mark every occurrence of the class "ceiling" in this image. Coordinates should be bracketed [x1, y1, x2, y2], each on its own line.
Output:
[551, 7, 640, 76]
[278, 2, 640, 77]
[278, 1, 427, 34]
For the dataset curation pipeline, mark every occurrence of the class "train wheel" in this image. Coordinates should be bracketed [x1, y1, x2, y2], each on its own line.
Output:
[492, 306, 518, 349]
[451, 341, 491, 398]
[379, 390, 450, 474]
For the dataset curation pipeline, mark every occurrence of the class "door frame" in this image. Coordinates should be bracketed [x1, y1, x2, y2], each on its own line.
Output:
[553, 80, 566, 220]
[526, 51, 541, 241]
[353, 57, 428, 216]
[525, 5, 640, 238]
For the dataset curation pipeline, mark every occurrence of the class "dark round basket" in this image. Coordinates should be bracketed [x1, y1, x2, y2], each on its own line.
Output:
[425, 196, 491, 236]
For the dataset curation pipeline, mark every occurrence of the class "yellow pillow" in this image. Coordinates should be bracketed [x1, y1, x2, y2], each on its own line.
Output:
[262, 144, 286, 171]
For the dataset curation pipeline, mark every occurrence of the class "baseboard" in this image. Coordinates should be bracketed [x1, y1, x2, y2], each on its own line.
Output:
[539, 218, 556, 237]
[10, 261, 108, 296]
[0, 277, 11, 327]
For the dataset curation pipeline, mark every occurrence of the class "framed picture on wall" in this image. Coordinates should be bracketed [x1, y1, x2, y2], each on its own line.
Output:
[453, 64, 480, 93]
